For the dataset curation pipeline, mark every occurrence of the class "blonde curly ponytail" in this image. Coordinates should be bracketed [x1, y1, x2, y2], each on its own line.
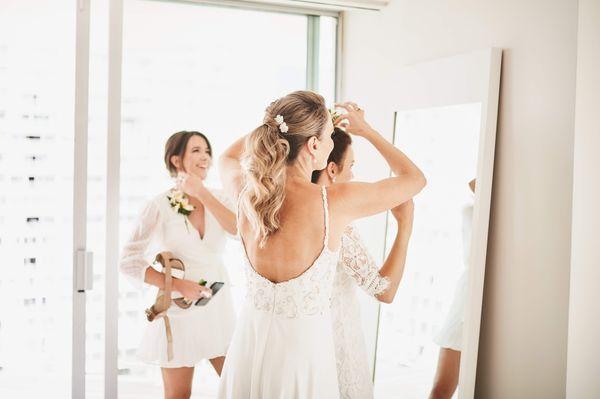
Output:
[241, 90, 329, 247]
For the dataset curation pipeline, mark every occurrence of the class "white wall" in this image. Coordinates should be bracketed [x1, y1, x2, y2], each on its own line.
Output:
[566, 0, 600, 397]
[341, 1, 577, 397]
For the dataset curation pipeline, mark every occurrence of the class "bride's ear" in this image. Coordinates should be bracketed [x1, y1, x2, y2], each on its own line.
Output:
[306, 136, 319, 157]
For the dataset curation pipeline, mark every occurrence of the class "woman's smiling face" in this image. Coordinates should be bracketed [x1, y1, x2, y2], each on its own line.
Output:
[180, 134, 212, 180]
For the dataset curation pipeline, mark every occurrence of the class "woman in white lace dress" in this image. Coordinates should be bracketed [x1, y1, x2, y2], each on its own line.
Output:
[217, 92, 426, 398]
[311, 117, 415, 398]
[119, 131, 237, 399]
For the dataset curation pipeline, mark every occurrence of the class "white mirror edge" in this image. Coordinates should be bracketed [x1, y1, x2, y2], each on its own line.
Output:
[458, 47, 502, 399]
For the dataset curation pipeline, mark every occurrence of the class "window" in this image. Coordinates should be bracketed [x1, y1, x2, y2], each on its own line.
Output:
[83, 1, 338, 397]
[0, 1, 75, 397]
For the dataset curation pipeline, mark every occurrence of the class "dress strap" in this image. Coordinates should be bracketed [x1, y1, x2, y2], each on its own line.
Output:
[321, 186, 330, 247]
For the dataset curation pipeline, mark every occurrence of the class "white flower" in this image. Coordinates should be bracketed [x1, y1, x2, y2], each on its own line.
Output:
[167, 188, 195, 233]
[275, 115, 284, 125]
[279, 122, 289, 133]
[169, 188, 184, 200]
[167, 189, 195, 215]
[180, 197, 194, 212]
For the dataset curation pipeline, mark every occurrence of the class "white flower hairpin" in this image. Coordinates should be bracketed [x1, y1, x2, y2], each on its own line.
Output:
[275, 114, 289, 133]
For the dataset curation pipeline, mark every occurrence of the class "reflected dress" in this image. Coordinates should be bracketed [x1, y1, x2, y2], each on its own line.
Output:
[331, 224, 391, 399]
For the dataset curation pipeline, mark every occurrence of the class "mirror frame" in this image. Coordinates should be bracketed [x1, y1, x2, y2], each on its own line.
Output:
[378, 48, 502, 398]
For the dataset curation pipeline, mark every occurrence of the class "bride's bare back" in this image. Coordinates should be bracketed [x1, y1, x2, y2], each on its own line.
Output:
[221, 92, 425, 285]
[239, 179, 336, 284]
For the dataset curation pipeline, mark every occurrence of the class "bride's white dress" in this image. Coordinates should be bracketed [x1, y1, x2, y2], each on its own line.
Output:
[218, 187, 340, 399]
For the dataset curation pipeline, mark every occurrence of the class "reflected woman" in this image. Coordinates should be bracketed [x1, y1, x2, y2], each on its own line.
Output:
[311, 114, 415, 399]
[429, 179, 476, 399]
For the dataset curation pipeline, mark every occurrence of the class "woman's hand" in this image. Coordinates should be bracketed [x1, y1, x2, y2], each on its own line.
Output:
[173, 278, 213, 300]
[177, 172, 208, 201]
[335, 102, 374, 138]
[391, 199, 414, 232]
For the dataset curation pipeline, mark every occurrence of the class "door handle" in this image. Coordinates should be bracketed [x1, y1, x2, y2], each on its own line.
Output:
[75, 250, 93, 292]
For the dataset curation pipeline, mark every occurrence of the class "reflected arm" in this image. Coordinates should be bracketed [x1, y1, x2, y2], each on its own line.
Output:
[340, 222, 411, 304]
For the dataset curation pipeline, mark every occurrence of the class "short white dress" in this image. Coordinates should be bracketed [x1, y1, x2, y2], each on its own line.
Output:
[218, 187, 340, 399]
[119, 188, 237, 367]
[331, 224, 391, 399]
[434, 204, 473, 351]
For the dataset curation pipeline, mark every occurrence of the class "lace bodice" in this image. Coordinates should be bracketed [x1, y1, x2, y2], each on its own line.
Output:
[243, 248, 339, 318]
[241, 186, 339, 319]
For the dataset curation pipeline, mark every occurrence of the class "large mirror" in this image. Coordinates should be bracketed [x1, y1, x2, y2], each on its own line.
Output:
[373, 48, 502, 398]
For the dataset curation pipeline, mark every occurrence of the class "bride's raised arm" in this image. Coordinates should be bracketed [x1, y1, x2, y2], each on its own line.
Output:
[329, 103, 426, 227]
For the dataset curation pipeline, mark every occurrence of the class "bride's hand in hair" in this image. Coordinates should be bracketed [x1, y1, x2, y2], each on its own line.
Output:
[335, 102, 374, 138]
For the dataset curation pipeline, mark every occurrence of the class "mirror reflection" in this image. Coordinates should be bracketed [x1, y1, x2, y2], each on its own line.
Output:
[375, 103, 482, 399]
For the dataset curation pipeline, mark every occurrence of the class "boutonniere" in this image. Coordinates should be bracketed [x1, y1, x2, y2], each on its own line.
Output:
[167, 188, 195, 232]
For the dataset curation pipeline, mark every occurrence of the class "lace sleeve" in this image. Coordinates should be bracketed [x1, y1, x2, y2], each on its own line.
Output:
[119, 199, 161, 290]
[340, 225, 391, 297]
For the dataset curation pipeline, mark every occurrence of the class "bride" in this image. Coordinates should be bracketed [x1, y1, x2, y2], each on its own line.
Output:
[217, 91, 426, 398]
